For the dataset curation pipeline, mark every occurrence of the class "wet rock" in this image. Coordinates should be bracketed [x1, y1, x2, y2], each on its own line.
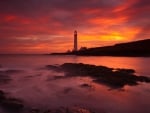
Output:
[52, 63, 150, 89]
[61, 63, 113, 77]
[115, 68, 135, 74]
[0, 90, 6, 101]
[0, 90, 24, 112]
[137, 76, 150, 82]
[1, 98, 24, 111]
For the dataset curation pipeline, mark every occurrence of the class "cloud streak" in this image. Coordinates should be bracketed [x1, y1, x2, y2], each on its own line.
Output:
[0, 0, 149, 53]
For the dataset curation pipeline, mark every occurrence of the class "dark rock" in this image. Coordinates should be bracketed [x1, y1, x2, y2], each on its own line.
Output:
[45, 65, 61, 72]
[0, 90, 24, 112]
[0, 90, 6, 101]
[59, 63, 150, 89]
[137, 76, 150, 82]
[1, 98, 24, 111]
[80, 84, 92, 88]
[61, 63, 113, 77]
[115, 68, 135, 74]
[45, 63, 150, 89]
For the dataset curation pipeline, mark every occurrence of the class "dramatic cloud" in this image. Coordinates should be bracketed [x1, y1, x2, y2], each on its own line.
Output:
[0, 0, 149, 53]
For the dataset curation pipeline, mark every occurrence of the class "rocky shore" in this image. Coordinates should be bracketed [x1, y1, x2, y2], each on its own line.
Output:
[46, 63, 150, 88]
[0, 89, 94, 113]
[0, 63, 150, 113]
[0, 90, 24, 112]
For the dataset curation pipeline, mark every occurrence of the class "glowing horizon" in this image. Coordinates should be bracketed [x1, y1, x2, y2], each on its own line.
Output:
[0, 0, 149, 54]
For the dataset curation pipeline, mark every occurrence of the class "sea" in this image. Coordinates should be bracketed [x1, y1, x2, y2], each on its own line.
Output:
[0, 55, 150, 113]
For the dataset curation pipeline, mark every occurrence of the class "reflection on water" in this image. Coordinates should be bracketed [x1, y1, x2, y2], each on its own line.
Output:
[0, 55, 150, 75]
[0, 55, 150, 113]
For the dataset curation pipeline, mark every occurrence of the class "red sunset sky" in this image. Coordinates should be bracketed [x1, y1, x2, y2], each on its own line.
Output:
[0, 0, 149, 54]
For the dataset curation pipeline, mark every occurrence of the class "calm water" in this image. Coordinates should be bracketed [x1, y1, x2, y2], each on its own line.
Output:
[0, 55, 150, 113]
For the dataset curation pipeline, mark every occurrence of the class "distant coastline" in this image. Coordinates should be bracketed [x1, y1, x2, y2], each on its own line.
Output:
[50, 39, 150, 57]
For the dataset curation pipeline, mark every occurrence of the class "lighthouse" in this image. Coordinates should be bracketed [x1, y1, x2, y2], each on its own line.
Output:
[74, 30, 78, 51]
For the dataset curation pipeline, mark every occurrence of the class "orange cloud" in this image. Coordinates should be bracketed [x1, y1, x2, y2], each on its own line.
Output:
[0, 0, 149, 54]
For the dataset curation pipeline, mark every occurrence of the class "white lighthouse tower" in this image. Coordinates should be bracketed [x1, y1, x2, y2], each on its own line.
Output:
[74, 30, 78, 51]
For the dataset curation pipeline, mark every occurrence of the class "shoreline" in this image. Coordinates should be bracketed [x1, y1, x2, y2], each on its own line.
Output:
[0, 62, 150, 113]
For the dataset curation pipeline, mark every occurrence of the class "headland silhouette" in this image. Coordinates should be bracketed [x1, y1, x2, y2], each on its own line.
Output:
[51, 38, 150, 57]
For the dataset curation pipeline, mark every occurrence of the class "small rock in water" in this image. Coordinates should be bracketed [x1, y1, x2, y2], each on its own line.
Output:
[80, 83, 92, 88]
